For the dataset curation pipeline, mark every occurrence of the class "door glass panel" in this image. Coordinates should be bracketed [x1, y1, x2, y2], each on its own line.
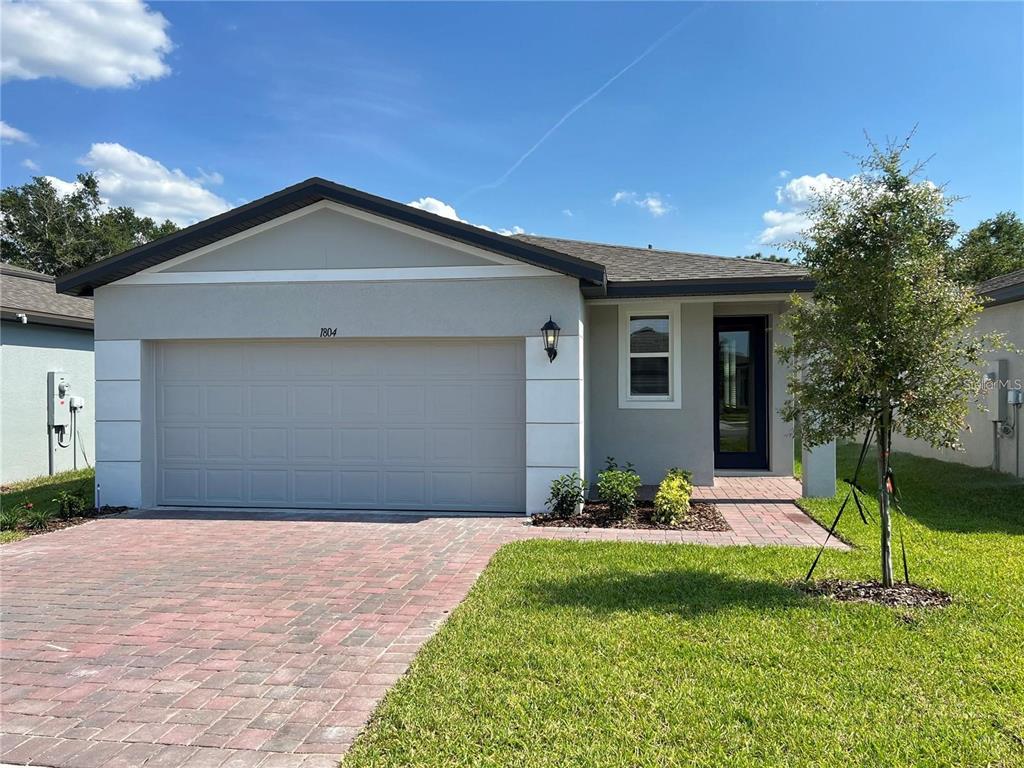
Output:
[717, 330, 754, 452]
[630, 357, 669, 395]
[629, 316, 669, 353]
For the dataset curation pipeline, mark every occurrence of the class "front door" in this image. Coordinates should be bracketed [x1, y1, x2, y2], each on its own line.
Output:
[714, 316, 769, 469]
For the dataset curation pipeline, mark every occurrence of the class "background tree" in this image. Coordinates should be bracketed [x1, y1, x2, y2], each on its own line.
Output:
[779, 137, 1001, 587]
[0, 173, 177, 276]
[742, 251, 797, 264]
[946, 211, 1024, 285]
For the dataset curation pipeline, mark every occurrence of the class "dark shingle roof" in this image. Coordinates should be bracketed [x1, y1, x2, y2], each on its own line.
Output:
[976, 268, 1024, 306]
[514, 235, 812, 297]
[1, 263, 94, 328]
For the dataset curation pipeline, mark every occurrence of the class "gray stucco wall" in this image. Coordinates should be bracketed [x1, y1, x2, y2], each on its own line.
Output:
[892, 300, 1024, 477]
[1, 321, 95, 483]
[92, 274, 585, 511]
[95, 277, 580, 341]
[585, 300, 794, 488]
[166, 206, 495, 272]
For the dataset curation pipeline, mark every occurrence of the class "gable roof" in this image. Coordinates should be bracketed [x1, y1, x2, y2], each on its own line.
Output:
[56, 178, 607, 296]
[977, 268, 1024, 307]
[516, 235, 813, 297]
[53, 176, 814, 300]
[1, 262, 94, 330]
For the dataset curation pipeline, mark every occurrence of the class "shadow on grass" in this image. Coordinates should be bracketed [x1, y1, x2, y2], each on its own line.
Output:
[529, 568, 813, 618]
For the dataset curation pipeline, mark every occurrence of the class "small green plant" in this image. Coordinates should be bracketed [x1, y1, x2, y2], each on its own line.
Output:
[53, 490, 87, 520]
[545, 473, 587, 519]
[0, 504, 24, 531]
[596, 457, 642, 519]
[22, 504, 54, 530]
[653, 468, 693, 525]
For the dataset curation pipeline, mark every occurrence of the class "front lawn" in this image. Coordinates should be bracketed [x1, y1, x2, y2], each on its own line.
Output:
[0, 469, 96, 543]
[344, 448, 1023, 767]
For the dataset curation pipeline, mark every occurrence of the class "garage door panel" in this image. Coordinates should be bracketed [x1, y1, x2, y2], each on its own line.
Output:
[340, 470, 379, 504]
[337, 428, 379, 462]
[251, 470, 289, 502]
[251, 386, 288, 417]
[337, 385, 379, 420]
[293, 385, 333, 418]
[294, 428, 333, 461]
[156, 340, 524, 511]
[206, 469, 244, 503]
[207, 386, 244, 418]
[250, 428, 288, 460]
[206, 428, 244, 460]
[163, 468, 200, 503]
[294, 471, 333, 504]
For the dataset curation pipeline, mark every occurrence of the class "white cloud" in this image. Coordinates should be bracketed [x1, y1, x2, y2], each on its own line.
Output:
[1, 120, 32, 144]
[759, 173, 846, 244]
[47, 143, 230, 225]
[21, 158, 40, 171]
[43, 175, 82, 197]
[611, 190, 673, 217]
[1, 0, 172, 88]
[778, 169, 790, 179]
[407, 196, 524, 237]
[562, 209, 574, 218]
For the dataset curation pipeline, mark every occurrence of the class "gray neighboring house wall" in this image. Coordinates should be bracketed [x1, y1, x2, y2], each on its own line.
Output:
[57, 178, 821, 513]
[1, 263, 95, 484]
[892, 269, 1024, 478]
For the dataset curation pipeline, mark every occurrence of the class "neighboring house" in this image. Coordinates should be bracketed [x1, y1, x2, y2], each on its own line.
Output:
[893, 268, 1024, 478]
[57, 178, 823, 513]
[1, 263, 95, 484]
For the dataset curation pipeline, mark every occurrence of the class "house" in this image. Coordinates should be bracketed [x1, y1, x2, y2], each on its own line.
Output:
[56, 177, 831, 513]
[1, 262, 95, 484]
[892, 268, 1024, 478]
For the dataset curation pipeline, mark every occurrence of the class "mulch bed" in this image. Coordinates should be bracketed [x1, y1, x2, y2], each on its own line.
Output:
[798, 579, 952, 609]
[9, 506, 130, 538]
[531, 500, 729, 531]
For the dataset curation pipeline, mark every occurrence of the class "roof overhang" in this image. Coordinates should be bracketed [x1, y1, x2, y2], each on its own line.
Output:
[1, 308, 94, 330]
[981, 282, 1024, 307]
[56, 178, 607, 296]
[597, 275, 815, 299]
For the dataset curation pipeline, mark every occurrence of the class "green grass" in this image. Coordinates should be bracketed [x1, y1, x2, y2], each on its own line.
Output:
[1, 469, 95, 543]
[344, 448, 1023, 768]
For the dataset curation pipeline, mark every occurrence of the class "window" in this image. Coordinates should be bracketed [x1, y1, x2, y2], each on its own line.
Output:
[618, 305, 681, 409]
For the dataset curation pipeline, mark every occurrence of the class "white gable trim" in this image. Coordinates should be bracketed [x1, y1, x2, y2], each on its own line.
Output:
[113, 264, 556, 287]
[139, 200, 533, 275]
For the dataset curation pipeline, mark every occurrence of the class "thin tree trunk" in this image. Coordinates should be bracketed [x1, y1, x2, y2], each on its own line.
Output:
[877, 409, 894, 588]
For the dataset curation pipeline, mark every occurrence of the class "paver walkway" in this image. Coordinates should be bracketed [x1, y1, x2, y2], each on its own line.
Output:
[1, 476, 843, 767]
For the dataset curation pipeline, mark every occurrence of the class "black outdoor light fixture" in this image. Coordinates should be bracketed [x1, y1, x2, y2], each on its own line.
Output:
[541, 316, 560, 362]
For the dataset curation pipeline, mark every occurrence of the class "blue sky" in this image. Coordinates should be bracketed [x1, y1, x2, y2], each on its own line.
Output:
[1, 1, 1021, 256]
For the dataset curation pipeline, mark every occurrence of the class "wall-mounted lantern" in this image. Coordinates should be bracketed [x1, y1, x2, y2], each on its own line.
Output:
[541, 316, 560, 362]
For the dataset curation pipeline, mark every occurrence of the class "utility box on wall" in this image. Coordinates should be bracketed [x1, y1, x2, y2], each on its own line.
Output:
[47, 371, 70, 429]
[984, 360, 1009, 423]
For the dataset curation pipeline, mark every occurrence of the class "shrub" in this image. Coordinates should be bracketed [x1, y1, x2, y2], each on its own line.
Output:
[53, 490, 86, 520]
[653, 468, 693, 525]
[0, 504, 24, 531]
[23, 504, 54, 530]
[597, 457, 642, 519]
[546, 473, 587, 519]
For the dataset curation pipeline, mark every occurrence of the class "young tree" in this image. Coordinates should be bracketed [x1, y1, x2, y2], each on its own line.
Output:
[947, 211, 1024, 285]
[779, 137, 1001, 587]
[0, 173, 177, 276]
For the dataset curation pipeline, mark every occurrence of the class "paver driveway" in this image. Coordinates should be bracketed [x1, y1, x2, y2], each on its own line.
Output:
[1, 480, 841, 767]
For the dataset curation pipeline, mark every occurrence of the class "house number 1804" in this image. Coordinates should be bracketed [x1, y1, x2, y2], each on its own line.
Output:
[319, 327, 337, 337]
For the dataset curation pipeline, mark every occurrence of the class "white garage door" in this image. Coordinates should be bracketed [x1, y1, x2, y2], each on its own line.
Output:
[155, 339, 525, 511]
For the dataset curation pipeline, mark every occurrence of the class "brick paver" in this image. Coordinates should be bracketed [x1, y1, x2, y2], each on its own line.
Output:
[1, 476, 842, 766]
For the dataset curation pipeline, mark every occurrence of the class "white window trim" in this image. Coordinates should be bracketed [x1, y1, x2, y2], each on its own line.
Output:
[618, 304, 682, 409]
